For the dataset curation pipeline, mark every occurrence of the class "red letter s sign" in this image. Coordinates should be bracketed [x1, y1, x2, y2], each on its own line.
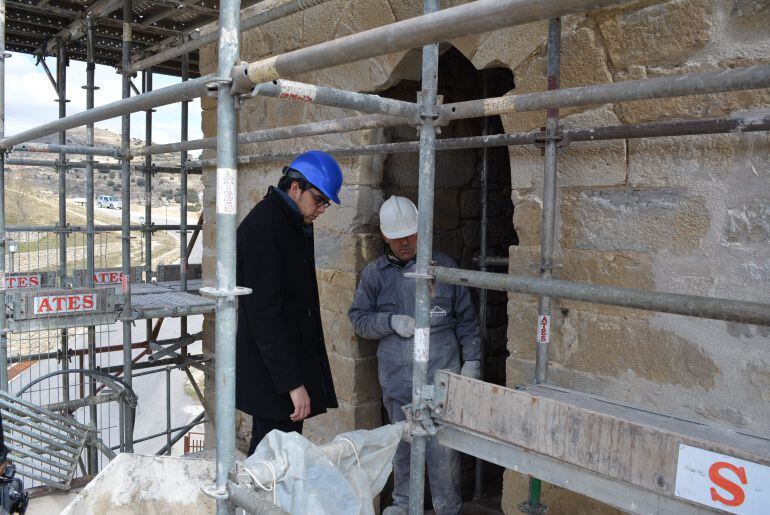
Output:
[709, 461, 747, 507]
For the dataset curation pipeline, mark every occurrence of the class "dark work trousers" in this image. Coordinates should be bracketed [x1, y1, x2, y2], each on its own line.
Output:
[247, 417, 304, 456]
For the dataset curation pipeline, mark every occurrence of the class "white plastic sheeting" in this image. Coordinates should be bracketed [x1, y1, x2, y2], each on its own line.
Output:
[243, 423, 404, 514]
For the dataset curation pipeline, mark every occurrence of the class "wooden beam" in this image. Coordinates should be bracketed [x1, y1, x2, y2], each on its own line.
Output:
[433, 371, 770, 512]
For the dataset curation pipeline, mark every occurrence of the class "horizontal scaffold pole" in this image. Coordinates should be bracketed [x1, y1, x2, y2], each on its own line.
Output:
[193, 111, 770, 167]
[0, 76, 211, 149]
[431, 266, 770, 327]
[245, 79, 420, 119]
[232, 0, 622, 86]
[12, 142, 121, 157]
[137, 113, 404, 156]
[444, 64, 770, 120]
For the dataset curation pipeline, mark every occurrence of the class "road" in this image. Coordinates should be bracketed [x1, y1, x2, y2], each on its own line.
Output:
[94, 204, 202, 264]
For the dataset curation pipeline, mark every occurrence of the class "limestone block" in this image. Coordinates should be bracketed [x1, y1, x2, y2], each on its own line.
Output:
[560, 188, 710, 253]
[328, 352, 382, 404]
[462, 220, 480, 248]
[501, 25, 613, 134]
[300, 0, 347, 47]
[616, 65, 770, 125]
[511, 190, 541, 247]
[469, 21, 548, 71]
[507, 245, 655, 316]
[725, 200, 770, 243]
[557, 309, 720, 390]
[502, 469, 622, 515]
[747, 361, 770, 403]
[597, 0, 714, 70]
[315, 231, 381, 273]
[508, 106, 627, 189]
[322, 308, 378, 359]
[315, 184, 382, 232]
[303, 400, 383, 444]
[317, 269, 358, 314]
[628, 131, 770, 188]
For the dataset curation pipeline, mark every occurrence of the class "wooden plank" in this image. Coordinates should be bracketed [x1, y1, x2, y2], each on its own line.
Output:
[433, 372, 770, 500]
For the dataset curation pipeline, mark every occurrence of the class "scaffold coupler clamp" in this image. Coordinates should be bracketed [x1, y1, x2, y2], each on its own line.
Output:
[533, 125, 566, 155]
[518, 500, 549, 515]
[201, 482, 229, 502]
[199, 285, 252, 299]
[205, 75, 234, 98]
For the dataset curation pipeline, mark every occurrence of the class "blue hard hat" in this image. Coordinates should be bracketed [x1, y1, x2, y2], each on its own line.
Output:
[285, 150, 343, 205]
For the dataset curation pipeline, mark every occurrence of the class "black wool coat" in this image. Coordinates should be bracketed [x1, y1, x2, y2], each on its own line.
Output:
[235, 187, 338, 420]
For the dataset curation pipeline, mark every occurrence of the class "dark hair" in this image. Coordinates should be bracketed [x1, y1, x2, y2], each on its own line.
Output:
[277, 167, 309, 192]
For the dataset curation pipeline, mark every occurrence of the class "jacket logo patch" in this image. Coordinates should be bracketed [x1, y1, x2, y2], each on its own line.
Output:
[430, 305, 447, 319]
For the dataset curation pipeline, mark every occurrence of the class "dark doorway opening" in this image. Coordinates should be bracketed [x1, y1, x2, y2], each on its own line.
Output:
[378, 46, 517, 508]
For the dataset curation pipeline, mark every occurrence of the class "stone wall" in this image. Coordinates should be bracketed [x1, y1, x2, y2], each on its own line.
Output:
[499, 1, 770, 512]
[198, 0, 770, 511]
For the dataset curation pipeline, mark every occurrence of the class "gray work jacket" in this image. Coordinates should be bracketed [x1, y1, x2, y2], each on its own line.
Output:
[348, 252, 480, 407]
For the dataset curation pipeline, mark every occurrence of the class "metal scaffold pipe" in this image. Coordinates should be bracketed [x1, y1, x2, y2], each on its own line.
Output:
[85, 15, 98, 475]
[120, 0, 134, 452]
[211, 0, 243, 511]
[12, 142, 120, 157]
[0, 76, 211, 150]
[430, 267, 770, 327]
[233, 0, 621, 86]
[193, 111, 770, 168]
[444, 64, 770, 120]
[56, 38, 71, 411]
[245, 79, 420, 119]
[528, 17, 561, 514]
[409, 0, 439, 513]
[0, 0, 7, 391]
[138, 113, 403, 156]
[128, 0, 332, 74]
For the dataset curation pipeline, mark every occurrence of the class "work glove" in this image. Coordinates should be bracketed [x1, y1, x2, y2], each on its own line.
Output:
[460, 360, 481, 380]
[390, 315, 416, 338]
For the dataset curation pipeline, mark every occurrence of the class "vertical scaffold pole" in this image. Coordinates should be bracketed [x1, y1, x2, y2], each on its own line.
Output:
[475, 72, 489, 500]
[0, 0, 7, 391]
[57, 39, 70, 407]
[180, 53, 189, 342]
[527, 17, 561, 515]
[85, 16, 98, 474]
[213, 0, 241, 511]
[121, 0, 134, 452]
[143, 69, 153, 364]
[408, 0, 439, 513]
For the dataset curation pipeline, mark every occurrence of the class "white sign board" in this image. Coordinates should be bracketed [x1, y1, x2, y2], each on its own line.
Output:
[93, 271, 125, 285]
[33, 294, 97, 315]
[675, 444, 770, 514]
[4, 273, 40, 289]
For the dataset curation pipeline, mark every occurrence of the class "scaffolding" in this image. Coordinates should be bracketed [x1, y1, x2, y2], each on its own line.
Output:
[0, 0, 767, 513]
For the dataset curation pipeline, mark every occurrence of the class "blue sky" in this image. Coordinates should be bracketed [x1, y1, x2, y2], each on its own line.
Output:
[5, 51, 203, 145]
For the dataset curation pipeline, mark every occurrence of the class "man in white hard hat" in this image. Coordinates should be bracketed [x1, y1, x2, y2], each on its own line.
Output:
[348, 196, 481, 515]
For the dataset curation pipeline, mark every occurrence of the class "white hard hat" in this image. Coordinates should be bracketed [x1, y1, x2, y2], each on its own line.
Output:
[379, 196, 418, 239]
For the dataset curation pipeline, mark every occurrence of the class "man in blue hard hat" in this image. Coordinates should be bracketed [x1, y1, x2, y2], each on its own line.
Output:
[236, 150, 343, 454]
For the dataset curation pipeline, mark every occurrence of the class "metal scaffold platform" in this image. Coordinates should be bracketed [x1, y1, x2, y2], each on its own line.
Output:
[0, 0, 767, 513]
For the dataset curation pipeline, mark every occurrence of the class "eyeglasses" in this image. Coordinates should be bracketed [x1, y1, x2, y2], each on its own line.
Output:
[306, 188, 331, 208]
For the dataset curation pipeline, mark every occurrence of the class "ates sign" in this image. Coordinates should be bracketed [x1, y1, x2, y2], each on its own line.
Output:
[675, 444, 769, 514]
[4, 273, 41, 289]
[33, 293, 97, 315]
[93, 271, 125, 285]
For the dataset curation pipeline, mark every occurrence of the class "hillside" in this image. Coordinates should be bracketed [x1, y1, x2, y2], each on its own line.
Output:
[6, 126, 202, 207]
